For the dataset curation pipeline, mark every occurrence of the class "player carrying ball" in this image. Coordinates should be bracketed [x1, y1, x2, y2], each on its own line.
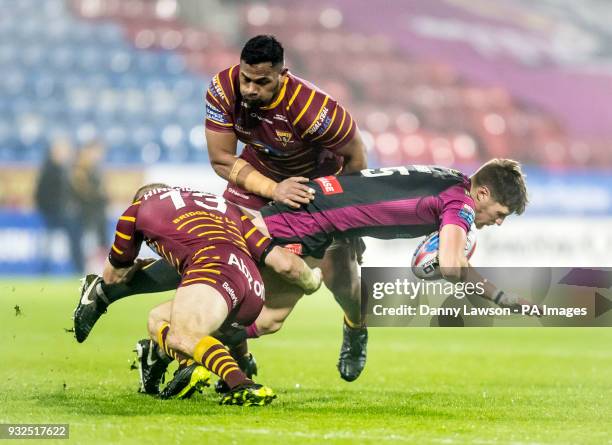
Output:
[101, 183, 322, 406]
[155, 158, 538, 397]
[217, 158, 534, 341]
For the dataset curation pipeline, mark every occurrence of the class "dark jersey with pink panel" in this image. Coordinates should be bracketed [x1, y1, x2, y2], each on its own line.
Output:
[205, 65, 356, 210]
[261, 166, 476, 258]
[108, 187, 272, 325]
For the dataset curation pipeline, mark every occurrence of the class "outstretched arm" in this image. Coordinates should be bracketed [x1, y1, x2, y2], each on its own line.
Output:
[438, 224, 538, 310]
[263, 246, 322, 295]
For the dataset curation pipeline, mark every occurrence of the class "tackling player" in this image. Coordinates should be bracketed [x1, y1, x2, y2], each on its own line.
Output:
[74, 35, 370, 383]
[101, 183, 322, 405]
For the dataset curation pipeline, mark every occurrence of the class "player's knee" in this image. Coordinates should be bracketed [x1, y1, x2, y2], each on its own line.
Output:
[257, 318, 285, 335]
[262, 320, 284, 335]
[146, 315, 157, 339]
[325, 273, 358, 300]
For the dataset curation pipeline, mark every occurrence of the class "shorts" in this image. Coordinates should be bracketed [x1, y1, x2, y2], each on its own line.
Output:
[179, 245, 265, 327]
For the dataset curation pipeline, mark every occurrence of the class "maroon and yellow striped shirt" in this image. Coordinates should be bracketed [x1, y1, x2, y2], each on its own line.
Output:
[205, 65, 356, 182]
[108, 187, 271, 273]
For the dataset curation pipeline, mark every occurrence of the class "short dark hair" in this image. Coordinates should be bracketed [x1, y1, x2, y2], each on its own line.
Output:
[240, 35, 284, 67]
[132, 183, 170, 202]
[471, 159, 528, 215]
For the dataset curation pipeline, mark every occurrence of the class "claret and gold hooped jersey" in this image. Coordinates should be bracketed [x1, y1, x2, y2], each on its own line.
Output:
[108, 187, 271, 272]
[205, 65, 356, 189]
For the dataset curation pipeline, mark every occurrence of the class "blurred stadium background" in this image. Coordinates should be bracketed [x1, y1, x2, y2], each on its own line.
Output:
[1, 0, 612, 276]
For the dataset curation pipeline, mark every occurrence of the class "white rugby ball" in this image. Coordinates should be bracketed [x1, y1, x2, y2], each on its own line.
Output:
[411, 225, 477, 280]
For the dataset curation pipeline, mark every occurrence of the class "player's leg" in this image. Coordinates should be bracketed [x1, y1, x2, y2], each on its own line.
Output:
[135, 300, 175, 395]
[252, 206, 368, 381]
[166, 283, 275, 406]
[247, 266, 307, 336]
[321, 238, 368, 382]
[146, 301, 214, 399]
[73, 259, 180, 343]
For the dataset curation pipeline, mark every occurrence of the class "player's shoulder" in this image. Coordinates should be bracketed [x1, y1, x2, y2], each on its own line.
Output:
[287, 73, 329, 105]
[443, 177, 475, 207]
[208, 64, 239, 106]
[285, 72, 335, 129]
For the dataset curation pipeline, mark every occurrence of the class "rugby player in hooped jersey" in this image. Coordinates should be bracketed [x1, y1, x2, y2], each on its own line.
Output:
[205, 35, 369, 383]
[102, 184, 323, 405]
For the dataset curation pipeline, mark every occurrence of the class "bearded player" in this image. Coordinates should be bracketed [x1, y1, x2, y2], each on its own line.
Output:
[101, 183, 322, 405]
[74, 35, 369, 383]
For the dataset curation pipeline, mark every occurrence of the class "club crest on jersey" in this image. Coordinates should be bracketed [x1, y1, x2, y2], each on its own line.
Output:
[273, 114, 288, 122]
[274, 130, 293, 147]
[314, 176, 343, 195]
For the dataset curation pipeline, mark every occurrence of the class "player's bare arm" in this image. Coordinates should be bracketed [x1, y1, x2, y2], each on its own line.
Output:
[206, 128, 315, 208]
[438, 224, 538, 311]
[438, 224, 469, 281]
[334, 130, 367, 174]
[102, 257, 131, 285]
[263, 246, 322, 295]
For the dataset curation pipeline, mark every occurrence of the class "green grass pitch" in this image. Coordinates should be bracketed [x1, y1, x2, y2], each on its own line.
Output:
[1, 279, 611, 444]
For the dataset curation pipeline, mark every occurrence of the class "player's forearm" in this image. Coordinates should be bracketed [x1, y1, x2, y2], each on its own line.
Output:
[264, 246, 322, 294]
[443, 262, 516, 306]
[439, 255, 468, 283]
[231, 159, 278, 200]
[210, 153, 278, 200]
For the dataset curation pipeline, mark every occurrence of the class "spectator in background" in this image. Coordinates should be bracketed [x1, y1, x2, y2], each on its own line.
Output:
[72, 140, 109, 260]
[35, 138, 84, 274]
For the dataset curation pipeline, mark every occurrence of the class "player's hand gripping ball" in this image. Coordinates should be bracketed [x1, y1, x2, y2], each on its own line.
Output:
[411, 225, 477, 280]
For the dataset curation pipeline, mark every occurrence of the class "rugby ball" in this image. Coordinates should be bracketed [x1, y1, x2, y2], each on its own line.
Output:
[411, 225, 477, 280]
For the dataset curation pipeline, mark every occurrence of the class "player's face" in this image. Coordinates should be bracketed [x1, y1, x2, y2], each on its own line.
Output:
[239, 61, 285, 108]
[474, 187, 510, 228]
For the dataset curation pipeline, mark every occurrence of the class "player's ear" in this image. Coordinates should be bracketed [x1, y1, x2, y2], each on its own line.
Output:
[477, 185, 490, 202]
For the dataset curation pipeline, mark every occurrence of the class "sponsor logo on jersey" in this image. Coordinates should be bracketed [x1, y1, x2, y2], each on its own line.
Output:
[222, 281, 238, 308]
[248, 112, 273, 125]
[273, 113, 288, 122]
[234, 124, 251, 135]
[228, 253, 265, 300]
[308, 107, 330, 135]
[211, 77, 227, 103]
[314, 176, 344, 195]
[206, 102, 229, 124]
[274, 130, 294, 147]
[227, 187, 250, 200]
[458, 204, 475, 226]
[283, 243, 303, 255]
